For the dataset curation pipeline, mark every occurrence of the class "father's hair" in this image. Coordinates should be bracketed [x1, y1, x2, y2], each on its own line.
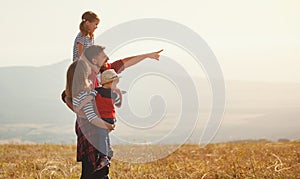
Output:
[84, 45, 106, 62]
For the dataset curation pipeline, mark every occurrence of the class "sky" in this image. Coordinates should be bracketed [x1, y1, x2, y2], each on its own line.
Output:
[1, 0, 300, 82]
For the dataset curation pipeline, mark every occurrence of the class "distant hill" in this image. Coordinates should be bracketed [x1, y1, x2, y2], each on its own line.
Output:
[0, 59, 300, 144]
[0, 59, 72, 123]
[0, 60, 75, 143]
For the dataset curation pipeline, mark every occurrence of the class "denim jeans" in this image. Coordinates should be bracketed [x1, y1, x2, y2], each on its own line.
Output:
[96, 127, 113, 157]
[97, 117, 114, 157]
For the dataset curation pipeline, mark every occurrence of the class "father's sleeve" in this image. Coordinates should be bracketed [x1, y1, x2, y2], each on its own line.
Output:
[111, 60, 125, 74]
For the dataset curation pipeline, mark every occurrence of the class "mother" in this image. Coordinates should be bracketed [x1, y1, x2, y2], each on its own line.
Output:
[63, 45, 162, 178]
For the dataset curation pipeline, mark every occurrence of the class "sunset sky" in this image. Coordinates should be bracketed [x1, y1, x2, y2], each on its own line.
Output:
[1, 0, 300, 82]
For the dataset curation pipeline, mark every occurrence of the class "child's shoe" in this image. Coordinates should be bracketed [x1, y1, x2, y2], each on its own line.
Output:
[94, 155, 110, 173]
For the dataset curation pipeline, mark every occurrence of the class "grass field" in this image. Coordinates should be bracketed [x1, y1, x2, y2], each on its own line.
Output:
[0, 142, 299, 178]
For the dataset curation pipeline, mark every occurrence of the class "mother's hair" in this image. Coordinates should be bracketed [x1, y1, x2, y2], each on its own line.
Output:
[65, 60, 78, 98]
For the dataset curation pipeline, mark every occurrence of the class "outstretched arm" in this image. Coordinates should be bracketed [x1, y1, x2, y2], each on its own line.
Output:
[122, 49, 163, 68]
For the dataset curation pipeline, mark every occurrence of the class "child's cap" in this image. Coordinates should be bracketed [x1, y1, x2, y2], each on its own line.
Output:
[101, 69, 121, 85]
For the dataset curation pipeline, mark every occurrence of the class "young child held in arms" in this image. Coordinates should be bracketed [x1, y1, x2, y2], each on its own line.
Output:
[75, 69, 122, 172]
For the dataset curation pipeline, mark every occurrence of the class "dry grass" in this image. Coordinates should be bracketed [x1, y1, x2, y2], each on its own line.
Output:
[0, 142, 300, 178]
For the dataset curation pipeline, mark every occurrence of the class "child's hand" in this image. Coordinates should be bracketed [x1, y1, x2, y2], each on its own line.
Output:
[113, 88, 122, 95]
[106, 123, 115, 132]
[113, 88, 123, 108]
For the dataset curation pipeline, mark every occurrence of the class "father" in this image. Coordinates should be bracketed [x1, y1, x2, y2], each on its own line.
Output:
[62, 45, 162, 178]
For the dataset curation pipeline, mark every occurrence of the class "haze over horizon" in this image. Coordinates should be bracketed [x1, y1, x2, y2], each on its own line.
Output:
[0, 59, 299, 144]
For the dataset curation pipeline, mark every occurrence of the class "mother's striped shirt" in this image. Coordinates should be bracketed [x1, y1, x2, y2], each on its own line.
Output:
[73, 90, 98, 122]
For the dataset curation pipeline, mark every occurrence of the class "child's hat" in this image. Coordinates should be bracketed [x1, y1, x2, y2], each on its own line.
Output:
[101, 69, 121, 85]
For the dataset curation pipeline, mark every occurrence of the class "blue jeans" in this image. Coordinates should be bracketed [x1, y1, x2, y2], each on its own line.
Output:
[97, 118, 114, 157]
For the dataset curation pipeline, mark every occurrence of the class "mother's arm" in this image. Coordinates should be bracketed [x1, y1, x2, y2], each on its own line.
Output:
[91, 118, 115, 131]
[81, 102, 115, 131]
[62, 91, 114, 131]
